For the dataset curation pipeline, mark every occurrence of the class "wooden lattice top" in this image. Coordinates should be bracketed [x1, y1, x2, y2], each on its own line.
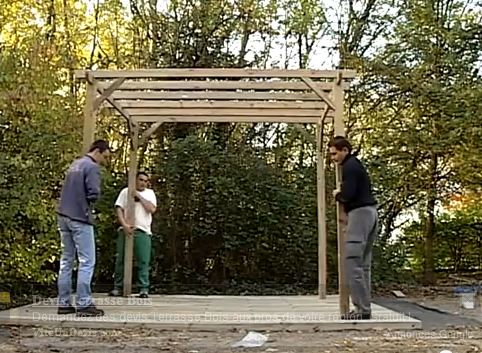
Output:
[74, 68, 356, 124]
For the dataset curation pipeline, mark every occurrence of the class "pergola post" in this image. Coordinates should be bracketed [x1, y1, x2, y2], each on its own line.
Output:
[316, 118, 327, 299]
[122, 121, 163, 296]
[82, 75, 97, 153]
[123, 124, 139, 297]
[333, 72, 349, 315]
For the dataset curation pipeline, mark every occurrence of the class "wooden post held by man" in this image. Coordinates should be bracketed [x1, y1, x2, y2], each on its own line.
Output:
[123, 125, 139, 296]
[333, 72, 349, 315]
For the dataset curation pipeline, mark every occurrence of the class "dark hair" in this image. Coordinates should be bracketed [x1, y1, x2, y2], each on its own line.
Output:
[328, 136, 352, 153]
[88, 139, 110, 153]
[137, 171, 149, 178]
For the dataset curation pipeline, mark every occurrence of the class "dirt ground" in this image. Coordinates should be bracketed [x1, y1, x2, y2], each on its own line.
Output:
[1, 325, 482, 353]
[1, 292, 481, 353]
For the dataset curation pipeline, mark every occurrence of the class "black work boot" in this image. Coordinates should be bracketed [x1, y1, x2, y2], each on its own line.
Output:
[76, 305, 105, 317]
[57, 305, 76, 315]
[340, 310, 371, 320]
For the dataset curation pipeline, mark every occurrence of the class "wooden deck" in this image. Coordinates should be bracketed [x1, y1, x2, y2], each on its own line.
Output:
[0, 294, 421, 331]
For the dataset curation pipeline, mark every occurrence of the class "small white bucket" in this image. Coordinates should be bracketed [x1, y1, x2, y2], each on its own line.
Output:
[459, 292, 476, 309]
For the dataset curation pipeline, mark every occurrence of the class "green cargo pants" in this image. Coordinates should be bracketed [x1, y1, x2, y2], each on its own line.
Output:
[113, 228, 151, 293]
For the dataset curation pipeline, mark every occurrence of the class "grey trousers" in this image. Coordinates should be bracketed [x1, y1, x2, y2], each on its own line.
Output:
[345, 206, 378, 314]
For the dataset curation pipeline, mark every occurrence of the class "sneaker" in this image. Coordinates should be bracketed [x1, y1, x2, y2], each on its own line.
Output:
[76, 305, 105, 317]
[108, 289, 122, 297]
[340, 310, 371, 320]
[57, 306, 76, 315]
[138, 292, 149, 299]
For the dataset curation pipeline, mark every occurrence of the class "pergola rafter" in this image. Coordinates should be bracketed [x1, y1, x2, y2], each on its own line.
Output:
[75, 68, 355, 316]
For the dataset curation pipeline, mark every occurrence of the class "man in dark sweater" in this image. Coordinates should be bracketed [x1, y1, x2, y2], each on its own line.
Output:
[56, 140, 110, 317]
[329, 136, 378, 320]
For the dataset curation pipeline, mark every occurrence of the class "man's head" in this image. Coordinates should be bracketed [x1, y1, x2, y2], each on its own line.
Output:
[328, 136, 352, 165]
[136, 171, 149, 191]
[88, 139, 111, 166]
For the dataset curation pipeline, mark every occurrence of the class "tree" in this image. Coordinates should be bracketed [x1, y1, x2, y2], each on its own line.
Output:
[356, 0, 482, 283]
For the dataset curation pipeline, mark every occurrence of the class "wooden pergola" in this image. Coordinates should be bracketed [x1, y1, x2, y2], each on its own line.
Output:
[74, 68, 356, 315]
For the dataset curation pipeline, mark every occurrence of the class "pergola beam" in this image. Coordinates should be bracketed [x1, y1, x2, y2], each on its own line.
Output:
[97, 80, 349, 91]
[75, 68, 357, 79]
[124, 108, 325, 117]
[111, 91, 326, 101]
[93, 78, 126, 111]
[301, 77, 336, 111]
[85, 74, 132, 124]
[129, 115, 333, 124]
[139, 122, 164, 146]
[113, 101, 328, 109]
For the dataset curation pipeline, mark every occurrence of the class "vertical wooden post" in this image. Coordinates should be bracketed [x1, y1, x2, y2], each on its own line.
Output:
[316, 119, 327, 299]
[123, 124, 139, 296]
[333, 72, 349, 315]
[82, 76, 97, 154]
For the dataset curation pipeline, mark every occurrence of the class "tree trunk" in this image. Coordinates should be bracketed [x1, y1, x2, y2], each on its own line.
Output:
[238, 15, 251, 67]
[298, 33, 303, 69]
[381, 206, 397, 244]
[423, 152, 438, 285]
[46, 0, 56, 42]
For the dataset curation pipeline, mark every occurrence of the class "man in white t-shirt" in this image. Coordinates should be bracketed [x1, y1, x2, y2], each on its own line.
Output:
[109, 171, 157, 298]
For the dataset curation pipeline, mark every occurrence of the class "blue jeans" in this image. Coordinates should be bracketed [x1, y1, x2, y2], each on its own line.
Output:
[57, 215, 96, 309]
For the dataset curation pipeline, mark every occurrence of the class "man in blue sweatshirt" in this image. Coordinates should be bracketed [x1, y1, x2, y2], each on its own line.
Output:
[329, 136, 378, 320]
[56, 139, 110, 317]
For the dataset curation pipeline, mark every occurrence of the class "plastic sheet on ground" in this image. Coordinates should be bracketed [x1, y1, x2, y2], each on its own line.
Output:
[231, 331, 269, 348]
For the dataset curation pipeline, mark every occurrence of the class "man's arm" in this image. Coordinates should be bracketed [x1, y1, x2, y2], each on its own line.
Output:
[135, 191, 156, 214]
[335, 163, 358, 203]
[116, 206, 127, 225]
[115, 189, 134, 234]
[116, 206, 134, 235]
[85, 166, 101, 204]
